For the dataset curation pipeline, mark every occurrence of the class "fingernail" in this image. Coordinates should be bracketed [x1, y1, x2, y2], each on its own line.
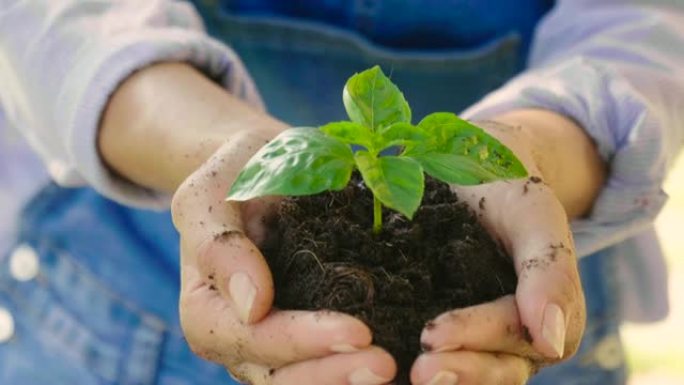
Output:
[229, 272, 257, 323]
[330, 344, 360, 353]
[426, 371, 459, 385]
[348, 368, 390, 385]
[542, 303, 566, 358]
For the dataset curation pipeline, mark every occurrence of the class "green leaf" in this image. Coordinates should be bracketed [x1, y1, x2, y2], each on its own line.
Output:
[411, 153, 500, 185]
[354, 151, 424, 219]
[410, 112, 462, 152]
[320, 121, 375, 151]
[343, 65, 411, 131]
[227, 127, 354, 201]
[407, 112, 527, 183]
[375, 122, 426, 153]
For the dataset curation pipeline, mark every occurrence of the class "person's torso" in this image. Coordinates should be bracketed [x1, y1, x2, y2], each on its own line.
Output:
[0, 4, 657, 384]
[2, 0, 555, 322]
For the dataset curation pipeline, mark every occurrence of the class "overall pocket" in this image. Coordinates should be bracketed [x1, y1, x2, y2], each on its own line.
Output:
[195, 3, 522, 126]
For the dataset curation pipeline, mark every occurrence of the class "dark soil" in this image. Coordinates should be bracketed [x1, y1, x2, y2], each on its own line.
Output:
[262, 175, 517, 384]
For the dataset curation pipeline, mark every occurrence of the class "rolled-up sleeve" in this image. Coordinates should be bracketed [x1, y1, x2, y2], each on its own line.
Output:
[463, 0, 684, 257]
[0, 0, 263, 209]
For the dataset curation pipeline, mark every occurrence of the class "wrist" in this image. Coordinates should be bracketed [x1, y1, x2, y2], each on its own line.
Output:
[99, 62, 286, 193]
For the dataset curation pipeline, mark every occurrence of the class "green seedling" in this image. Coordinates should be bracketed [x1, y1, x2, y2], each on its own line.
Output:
[227, 66, 527, 234]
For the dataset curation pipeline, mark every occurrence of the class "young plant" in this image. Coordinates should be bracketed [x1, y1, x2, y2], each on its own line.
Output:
[227, 66, 527, 233]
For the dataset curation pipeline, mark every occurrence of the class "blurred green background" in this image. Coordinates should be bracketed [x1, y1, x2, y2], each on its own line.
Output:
[625, 155, 684, 385]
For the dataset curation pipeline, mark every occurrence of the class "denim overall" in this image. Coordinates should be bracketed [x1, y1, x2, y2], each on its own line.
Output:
[0, 1, 627, 384]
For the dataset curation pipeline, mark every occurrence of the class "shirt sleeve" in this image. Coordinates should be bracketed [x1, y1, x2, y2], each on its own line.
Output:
[462, 0, 684, 257]
[0, 0, 264, 209]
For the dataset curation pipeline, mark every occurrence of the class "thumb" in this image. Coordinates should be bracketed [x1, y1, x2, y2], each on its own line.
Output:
[504, 181, 586, 360]
[172, 137, 276, 324]
[190, 222, 274, 325]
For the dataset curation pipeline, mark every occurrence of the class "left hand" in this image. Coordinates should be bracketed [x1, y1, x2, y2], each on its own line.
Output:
[411, 119, 588, 385]
[173, 136, 396, 385]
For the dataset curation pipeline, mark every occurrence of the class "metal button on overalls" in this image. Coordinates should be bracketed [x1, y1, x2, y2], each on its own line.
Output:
[9, 244, 40, 282]
[0, 307, 15, 343]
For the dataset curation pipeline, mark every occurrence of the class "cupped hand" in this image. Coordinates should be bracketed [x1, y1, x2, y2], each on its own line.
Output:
[172, 132, 396, 385]
[411, 120, 586, 385]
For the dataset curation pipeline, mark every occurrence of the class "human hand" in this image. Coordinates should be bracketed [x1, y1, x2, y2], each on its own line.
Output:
[98, 62, 397, 384]
[411, 118, 593, 385]
[171, 132, 397, 385]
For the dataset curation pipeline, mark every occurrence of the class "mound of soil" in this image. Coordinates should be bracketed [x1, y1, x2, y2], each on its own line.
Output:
[262, 175, 517, 384]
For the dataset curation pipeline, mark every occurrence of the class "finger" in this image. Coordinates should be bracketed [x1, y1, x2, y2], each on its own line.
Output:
[247, 310, 373, 367]
[411, 351, 533, 385]
[420, 295, 543, 360]
[179, 264, 244, 365]
[272, 347, 396, 385]
[515, 242, 585, 361]
[173, 137, 275, 324]
[229, 362, 272, 385]
[193, 229, 273, 325]
[180, 276, 373, 368]
[504, 182, 585, 360]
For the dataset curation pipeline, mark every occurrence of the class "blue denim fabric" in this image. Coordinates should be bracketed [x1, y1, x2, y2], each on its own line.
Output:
[194, 0, 535, 126]
[213, 0, 550, 52]
[0, 185, 234, 385]
[0, 2, 626, 384]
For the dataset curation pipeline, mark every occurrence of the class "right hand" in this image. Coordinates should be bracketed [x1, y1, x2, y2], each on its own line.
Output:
[171, 132, 397, 385]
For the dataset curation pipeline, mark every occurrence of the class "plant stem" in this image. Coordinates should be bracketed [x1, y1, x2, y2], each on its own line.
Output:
[373, 195, 382, 234]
